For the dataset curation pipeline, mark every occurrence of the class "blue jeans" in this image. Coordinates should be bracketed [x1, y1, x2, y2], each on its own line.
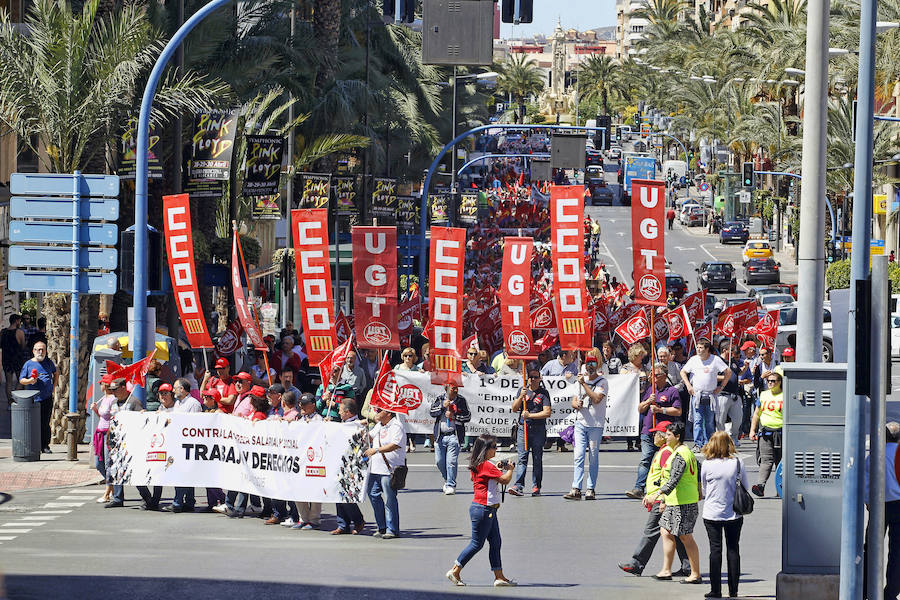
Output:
[436, 433, 461, 488]
[635, 433, 657, 491]
[572, 422, 604, 490]
[367, 474, 399, 535]
[172, 487, 195, 509]
[336, 503, 365, 532]
[692, 393, 714, 448]
[112, 484, 124, 503]
[514, 424, 546, 490]
[456, 502, 502, 570]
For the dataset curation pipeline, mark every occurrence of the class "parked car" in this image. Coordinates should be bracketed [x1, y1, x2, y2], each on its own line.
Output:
[742, 240, 774, 264]
[777, 302, 833, 361]
[666, 274, 689, 300]
[682, 205, 707, 227]
[759, 293, 795, 312]
[715, 296, 755, 313]
[697, 261, 737, 293]
[745, 258, 781, 285]
[719, 221, 749, 244]
[748, 285, 793, 302]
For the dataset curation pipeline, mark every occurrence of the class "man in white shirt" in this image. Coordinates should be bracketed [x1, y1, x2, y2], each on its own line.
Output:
[680, 338, 731, 450]
[564, 356, 608, 501]
[172, 378, 201, 413]
[166, 378, 201, 513]
[364, 407, 407, 539]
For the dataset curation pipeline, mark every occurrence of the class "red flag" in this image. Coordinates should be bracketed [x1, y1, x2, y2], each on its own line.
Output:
[291, 209, 337, 365]
[747, 310, 779, 338]
[717, 300, 758, 336]
[335, 310, 352, 344]
[652, 309, 668, 342]
[608, 302, 643, 331]
[352, 226, 400, 349]
[500, 237, 536, 358]
[530, 298, 557, 330]
[615, 309, 651, 346]
[398, 296, 419, 342]
[630, 179, 666, 306]
[592, 297, 609, 334]
[231, 229, 266, 351]
[162, 194, 213, 349]
[103, 353, 155, 387]
[317, 336, 354, 388]
[550, 185, 591, 350]
[428, 227, 466, 386]
[663, 308, 688, 342]
[457, 333, 478, 358]
[538, 329, 559, 352]
[370, 355, 404, 414]
[679, 290, 707, 324]
[692, 319, 714, 350]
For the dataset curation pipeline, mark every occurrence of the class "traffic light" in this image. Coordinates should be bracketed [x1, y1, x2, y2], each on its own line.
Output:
[633, 113, 640, 126]
[501, 0, 534, 23]
[383, 0, 415, 23]
[742, 162, 754, 188]
[615, 127, 622, 142]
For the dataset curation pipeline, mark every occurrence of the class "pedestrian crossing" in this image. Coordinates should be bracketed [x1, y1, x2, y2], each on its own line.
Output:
[0, 488, 100, 545]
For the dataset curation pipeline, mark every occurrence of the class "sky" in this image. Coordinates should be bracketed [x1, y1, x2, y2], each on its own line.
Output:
[499, 0, 618, 39]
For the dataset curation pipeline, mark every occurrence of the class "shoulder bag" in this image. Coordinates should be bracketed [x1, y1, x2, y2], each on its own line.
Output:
[378, 428, 408, 490]
[732, 458, 755, 515]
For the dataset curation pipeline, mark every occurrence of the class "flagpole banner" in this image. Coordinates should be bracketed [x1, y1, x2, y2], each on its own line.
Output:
[397, 195, 419, 232]
[430, 192, 450, 226]
[119, 117, 163, 179]
[550, 185, 592, 350]
[242, 135, 284, 197]
[108, 412, 369, 503]
[630, 179, 666, 306]
[231, 231, 267, 351]
[371, 178, 397, 225]
[501, 237, 536, 359]
[290, 209, 337, 364]
[391, 371, 639, 437]
[352, 226, 400, 349]
[428, 227, 466, 385]
[162, 194, 213, 349]
[297, 173, 331, 209]
[458, 192, 479, 226]
[189, 109, 239, 180]
[251, 194, 282, 220]
[333, 176, 360, 225]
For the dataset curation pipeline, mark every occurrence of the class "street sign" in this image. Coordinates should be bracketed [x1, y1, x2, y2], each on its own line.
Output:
[9, 246, 118, 270]
[11, 196, 119, 220]
[10, 173, 119, 197]
[9, 220, 117, 245]
[874, 193, 888, 215]
[739, 190, 751, 204]
[8, 270, 117, 294]
[699, 182, 710, 192]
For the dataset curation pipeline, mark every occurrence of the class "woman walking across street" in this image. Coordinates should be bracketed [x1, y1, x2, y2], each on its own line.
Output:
[701, 431, 749, 598]
[644, 421, 703, 584]
[89, 381, 115, 503]
[446, 434, 517, 587]
[749, 369, 783, 497]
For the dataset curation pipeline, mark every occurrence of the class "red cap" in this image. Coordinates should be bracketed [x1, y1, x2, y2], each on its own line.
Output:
[234, 372, 252, 381]
[740, 341, 757, 351]
[782, 347, 795, 357]
[201, 388, 221, 401]
[158, 383, 173, 393]
[648, 420, 672, 433]
[585, 355, 598, 364]
[214, 357, 229, 369]
[250, 385, 267, 397]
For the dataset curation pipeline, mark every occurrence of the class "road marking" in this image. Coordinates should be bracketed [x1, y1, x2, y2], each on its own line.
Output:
[675, 246, 696, 252]
[43, 502, 85, 508]
[30, 510, 72, 515]
[600, 239, 627, 283]
[64, 490, 104, 495]
[19, 516, 57, 521]
[0, 537, 17, 541]
[55, 495, 95, 501]
[0, 529, 32, 533]
[10, 521, 45, 526]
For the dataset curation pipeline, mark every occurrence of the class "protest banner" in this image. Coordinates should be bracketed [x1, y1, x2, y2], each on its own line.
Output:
[427, 227, 465, 385]
[630, 179, 666, 306]
[391, 371, 639, 437]
[107, 412, 369, 503]
[550, 185, 592, 350]
[291, 209, 337, 364]
[500, 237, 535, 359]
[351, 226, 399, 349]
[162, 194, 213, 349]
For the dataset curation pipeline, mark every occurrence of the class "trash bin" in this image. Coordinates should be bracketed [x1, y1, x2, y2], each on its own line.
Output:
[11, 390, 41, 462]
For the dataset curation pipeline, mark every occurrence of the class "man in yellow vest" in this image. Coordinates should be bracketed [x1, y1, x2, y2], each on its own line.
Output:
[618, 421, 690, 577]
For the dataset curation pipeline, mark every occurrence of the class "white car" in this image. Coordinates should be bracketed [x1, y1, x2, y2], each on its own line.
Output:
[606, 147, 622, 160]
[759, 294, 795, 312]
[776, 302, 833, 362]
[892, 314, 900, 358]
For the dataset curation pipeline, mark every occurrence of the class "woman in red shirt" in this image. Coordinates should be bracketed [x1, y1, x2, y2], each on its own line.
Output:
[445, 434, 516, 587]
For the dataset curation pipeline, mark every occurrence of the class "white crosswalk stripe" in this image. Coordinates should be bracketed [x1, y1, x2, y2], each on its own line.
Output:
[0, 536, 18, 541]
[43, 502, 85, 508]
[30, 510, 72, 514]
[19, 516, 58, 521]
[63, 489, 104, 495]
[0, 529, 32, 534]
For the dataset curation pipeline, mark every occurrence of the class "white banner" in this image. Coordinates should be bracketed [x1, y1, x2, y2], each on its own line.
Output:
[107, 412, 369, 503]
[395, 372, 640, 437]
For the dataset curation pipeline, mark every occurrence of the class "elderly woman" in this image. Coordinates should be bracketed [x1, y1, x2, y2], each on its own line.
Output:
[395, 348, 422, 451]
[620, 343, 649, 451]
[89, 382, 116, 503]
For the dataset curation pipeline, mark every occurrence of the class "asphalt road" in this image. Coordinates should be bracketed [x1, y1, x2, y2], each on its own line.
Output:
[0, 447, 782, 600]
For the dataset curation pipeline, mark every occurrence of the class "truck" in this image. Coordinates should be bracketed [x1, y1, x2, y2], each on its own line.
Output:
[622, 153, 656, 205]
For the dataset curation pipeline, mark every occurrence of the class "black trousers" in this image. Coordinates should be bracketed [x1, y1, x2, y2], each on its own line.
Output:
[39, 398, 52, 449]
[704, 517, 743, 597]
[633, 503, 689, 573]
[137, 486, 162, 507]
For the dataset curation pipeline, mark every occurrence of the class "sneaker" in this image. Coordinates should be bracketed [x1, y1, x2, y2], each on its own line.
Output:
[584, 489, 596, 500]
[618, 561, 643, 576]
[444, 486, 456, 495]
[41, 447, 52, 454]
[291, 522, 306, 530]
[691, 445, 703, 453]
[225, 507, 244, 519]
[751, 484, 765, 498]
[96, 496, 110, 503]
[625, 488, 644, 499]
[446, 570, 466, 586]
[281, 518, 297, 527]
[493, 579, 518, 587]
[245, 504, 262, 516]
[212, 504, 227, 514]
[373, 530, 385, 538]
[382, 532, 398, 539]
[301, 523, 315, 530]
[507, 487, 523, 497]
[531, 486, 541, 497]
[563, 488, 582, 501]
[139, 502, 160, 511]
[104, 500, 124, 508]
[506, 443, 516, 451]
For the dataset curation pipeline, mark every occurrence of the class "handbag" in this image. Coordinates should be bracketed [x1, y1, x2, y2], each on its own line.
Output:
[732, 458, 755, 515]
[377, 429, 408, 490]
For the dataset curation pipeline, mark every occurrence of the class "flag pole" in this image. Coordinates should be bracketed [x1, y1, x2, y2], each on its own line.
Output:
[649, 306, 657, 428]
[520, 360, 528, 452]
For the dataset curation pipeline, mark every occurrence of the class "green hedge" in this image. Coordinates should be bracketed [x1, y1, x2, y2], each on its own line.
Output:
[826, 258, 900, 292]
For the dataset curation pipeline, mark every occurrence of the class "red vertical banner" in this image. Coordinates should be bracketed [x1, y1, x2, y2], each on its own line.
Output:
[500, 237, 535, 359]
[162, 194, 213, 349]
[231, 230, 266, 350]
[291, 209, 337, 365]
[550, 185, 592, 350]
[352, 226, 400, 349]
[630, 179, 666, 306]
[428, 227, 466, 385]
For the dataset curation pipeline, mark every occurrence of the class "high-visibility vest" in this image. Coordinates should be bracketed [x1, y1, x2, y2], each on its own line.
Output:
[662, 444, 700, 506]
[759, 389, 784, 429]
[646, 446, 674, 495]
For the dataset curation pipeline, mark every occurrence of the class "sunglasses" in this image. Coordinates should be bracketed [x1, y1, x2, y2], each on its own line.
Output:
[467, 351, 477, 356]
[528, 374, 540, 379]
[766, 378, 779, 384]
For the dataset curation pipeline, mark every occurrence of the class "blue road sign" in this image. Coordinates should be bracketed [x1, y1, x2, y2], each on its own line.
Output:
[8, 270, 117, 294]
[11, 196, 119, 221]
[10, 173, 119, 197]
[9, 246, 118, 270]
[9, 220, 117, 245]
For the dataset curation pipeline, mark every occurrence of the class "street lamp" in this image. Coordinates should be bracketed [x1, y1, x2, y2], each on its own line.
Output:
[448, 70, 498, 219]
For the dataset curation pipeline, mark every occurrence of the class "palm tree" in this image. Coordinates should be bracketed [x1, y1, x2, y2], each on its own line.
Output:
[495, 54, 545, 107]
[0, 0, 230, 443]
[577, 55, 619, 117]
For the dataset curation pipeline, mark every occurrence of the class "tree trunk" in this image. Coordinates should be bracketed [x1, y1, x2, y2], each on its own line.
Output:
[42, 293, 98, 443]
[314, 0, 342, 88]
